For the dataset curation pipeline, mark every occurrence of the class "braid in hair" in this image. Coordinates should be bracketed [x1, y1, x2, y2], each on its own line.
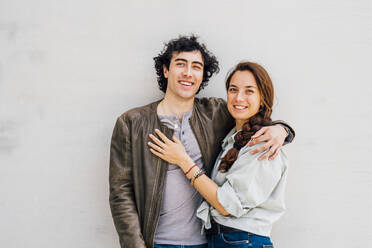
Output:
[218, 110, 272, 172]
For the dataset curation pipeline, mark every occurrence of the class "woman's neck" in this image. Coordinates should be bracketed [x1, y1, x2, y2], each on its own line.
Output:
[235, 120, 246, 131]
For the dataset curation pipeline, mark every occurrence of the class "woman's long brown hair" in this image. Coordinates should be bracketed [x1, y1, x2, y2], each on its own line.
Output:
[219, 61, 274, 172]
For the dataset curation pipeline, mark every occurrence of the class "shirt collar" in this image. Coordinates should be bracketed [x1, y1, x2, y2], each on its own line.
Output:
[158, 109, 193, 122]
[222, 127, 238, 149]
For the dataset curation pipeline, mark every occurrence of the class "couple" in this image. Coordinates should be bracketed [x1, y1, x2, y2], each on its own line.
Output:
[109, 35, 295, 248]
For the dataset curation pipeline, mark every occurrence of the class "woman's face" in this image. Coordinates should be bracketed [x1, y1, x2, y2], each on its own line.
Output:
[227, 70, 261, 130]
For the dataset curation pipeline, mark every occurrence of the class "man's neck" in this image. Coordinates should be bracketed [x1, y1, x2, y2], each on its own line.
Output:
[157, 94, 194, 120]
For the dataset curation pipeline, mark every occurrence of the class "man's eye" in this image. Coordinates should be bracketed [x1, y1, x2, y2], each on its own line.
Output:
[193, 66, 202, 70]
[229, 88, 237, 92]
[176, 63, 185, 66]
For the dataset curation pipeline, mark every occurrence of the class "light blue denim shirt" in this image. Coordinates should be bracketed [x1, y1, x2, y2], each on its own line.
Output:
[196, 128, 289, 237]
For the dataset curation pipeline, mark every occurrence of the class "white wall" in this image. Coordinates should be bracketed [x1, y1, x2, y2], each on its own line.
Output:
[1, 0, 371, 247]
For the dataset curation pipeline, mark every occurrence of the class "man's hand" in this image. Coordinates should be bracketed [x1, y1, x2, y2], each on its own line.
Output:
[247, 125, 288, 161]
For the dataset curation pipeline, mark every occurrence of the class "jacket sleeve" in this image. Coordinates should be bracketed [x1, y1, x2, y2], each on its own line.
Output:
[216, 150, 287, 218]
[271, 120, 295, 145]
[109, 116, 146, 248]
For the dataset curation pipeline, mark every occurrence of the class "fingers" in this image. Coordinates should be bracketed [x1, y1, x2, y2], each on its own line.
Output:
[172, 135, 181, 144]
[147, 142, 163, 153]
[251, 127, 267, 139]
[254, 143, 281, 161]
[249, 128, 271, 146]
[268, 144, 281, 161]
[250, 141, 273, 155]
[257, 151, 270, 161]
[149, 134, 166, 148]
[155, 129, 171, 144]
[257, 144, 279, 161]
[249, 134, 269, 146]
[149, 148, 165, 160]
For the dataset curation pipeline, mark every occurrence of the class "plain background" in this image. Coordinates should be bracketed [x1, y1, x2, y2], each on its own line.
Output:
[1, 0, 371, 247]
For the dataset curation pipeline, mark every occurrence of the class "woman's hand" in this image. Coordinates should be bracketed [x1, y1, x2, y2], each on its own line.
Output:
[247, 125, 288, 161]
[148, 129, 194, 171]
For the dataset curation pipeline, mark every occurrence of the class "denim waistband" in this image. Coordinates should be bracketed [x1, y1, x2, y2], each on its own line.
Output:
[205, 220, 243, 235]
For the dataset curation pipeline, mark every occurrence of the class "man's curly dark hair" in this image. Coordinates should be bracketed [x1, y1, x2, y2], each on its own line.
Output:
[153, 35, 220, 94]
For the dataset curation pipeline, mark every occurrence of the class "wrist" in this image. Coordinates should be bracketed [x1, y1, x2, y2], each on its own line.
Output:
[184, 163, 197, 176]
[278, 124, 289, 138]
[179, 157, 195, 172]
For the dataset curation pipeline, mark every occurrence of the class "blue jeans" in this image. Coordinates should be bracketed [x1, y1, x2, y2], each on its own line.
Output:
[206, 231, 273, 248]
[154, 244, 208, 248]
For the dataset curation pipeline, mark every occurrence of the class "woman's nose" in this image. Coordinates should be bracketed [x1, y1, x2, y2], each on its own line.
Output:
[236, 91, 245, 101]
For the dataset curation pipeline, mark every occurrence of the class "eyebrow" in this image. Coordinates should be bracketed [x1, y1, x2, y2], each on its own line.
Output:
[174, 58, 204, 67]
[229, 84, 257, 88]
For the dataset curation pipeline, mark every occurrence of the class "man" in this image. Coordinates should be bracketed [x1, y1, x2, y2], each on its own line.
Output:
[109, 35, 294, 248]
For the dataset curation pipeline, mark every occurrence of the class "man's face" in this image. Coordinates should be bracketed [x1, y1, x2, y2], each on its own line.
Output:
[163, 50, 204, 101]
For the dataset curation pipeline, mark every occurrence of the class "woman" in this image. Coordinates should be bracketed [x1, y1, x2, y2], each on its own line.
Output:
[148, 61, 288, 248]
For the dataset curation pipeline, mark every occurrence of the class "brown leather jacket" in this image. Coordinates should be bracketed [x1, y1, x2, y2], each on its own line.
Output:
[109, 97, 294, 248]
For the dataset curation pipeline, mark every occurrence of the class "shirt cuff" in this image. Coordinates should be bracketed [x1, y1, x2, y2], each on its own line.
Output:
[217, 182, 246, 218]
[196, 201, 212, 230]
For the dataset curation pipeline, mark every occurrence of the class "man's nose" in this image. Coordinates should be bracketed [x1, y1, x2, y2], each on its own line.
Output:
[183, 65, 192, 77]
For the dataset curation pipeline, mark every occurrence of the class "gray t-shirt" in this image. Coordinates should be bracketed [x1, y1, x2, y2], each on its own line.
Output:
[154, 110, 207, 245]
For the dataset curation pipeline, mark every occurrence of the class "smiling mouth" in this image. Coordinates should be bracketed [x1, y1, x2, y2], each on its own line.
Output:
[179, 80, 194, 87]
[233, 105, 248, 110]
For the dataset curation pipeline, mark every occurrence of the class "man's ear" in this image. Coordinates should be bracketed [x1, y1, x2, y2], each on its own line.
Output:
[163, 65, 168, 78]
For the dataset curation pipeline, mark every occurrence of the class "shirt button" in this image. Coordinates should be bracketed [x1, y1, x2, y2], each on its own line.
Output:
[182, 131, 185, 135]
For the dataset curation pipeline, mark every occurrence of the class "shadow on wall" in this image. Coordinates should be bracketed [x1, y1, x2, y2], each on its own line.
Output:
[0, 22, 19, 42]
[0, 120, 18, 155]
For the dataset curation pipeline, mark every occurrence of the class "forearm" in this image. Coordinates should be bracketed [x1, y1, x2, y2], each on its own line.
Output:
[178, 160, 229, 216]
[110, 167, 146, 248]
[109, 180, 146, 248]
